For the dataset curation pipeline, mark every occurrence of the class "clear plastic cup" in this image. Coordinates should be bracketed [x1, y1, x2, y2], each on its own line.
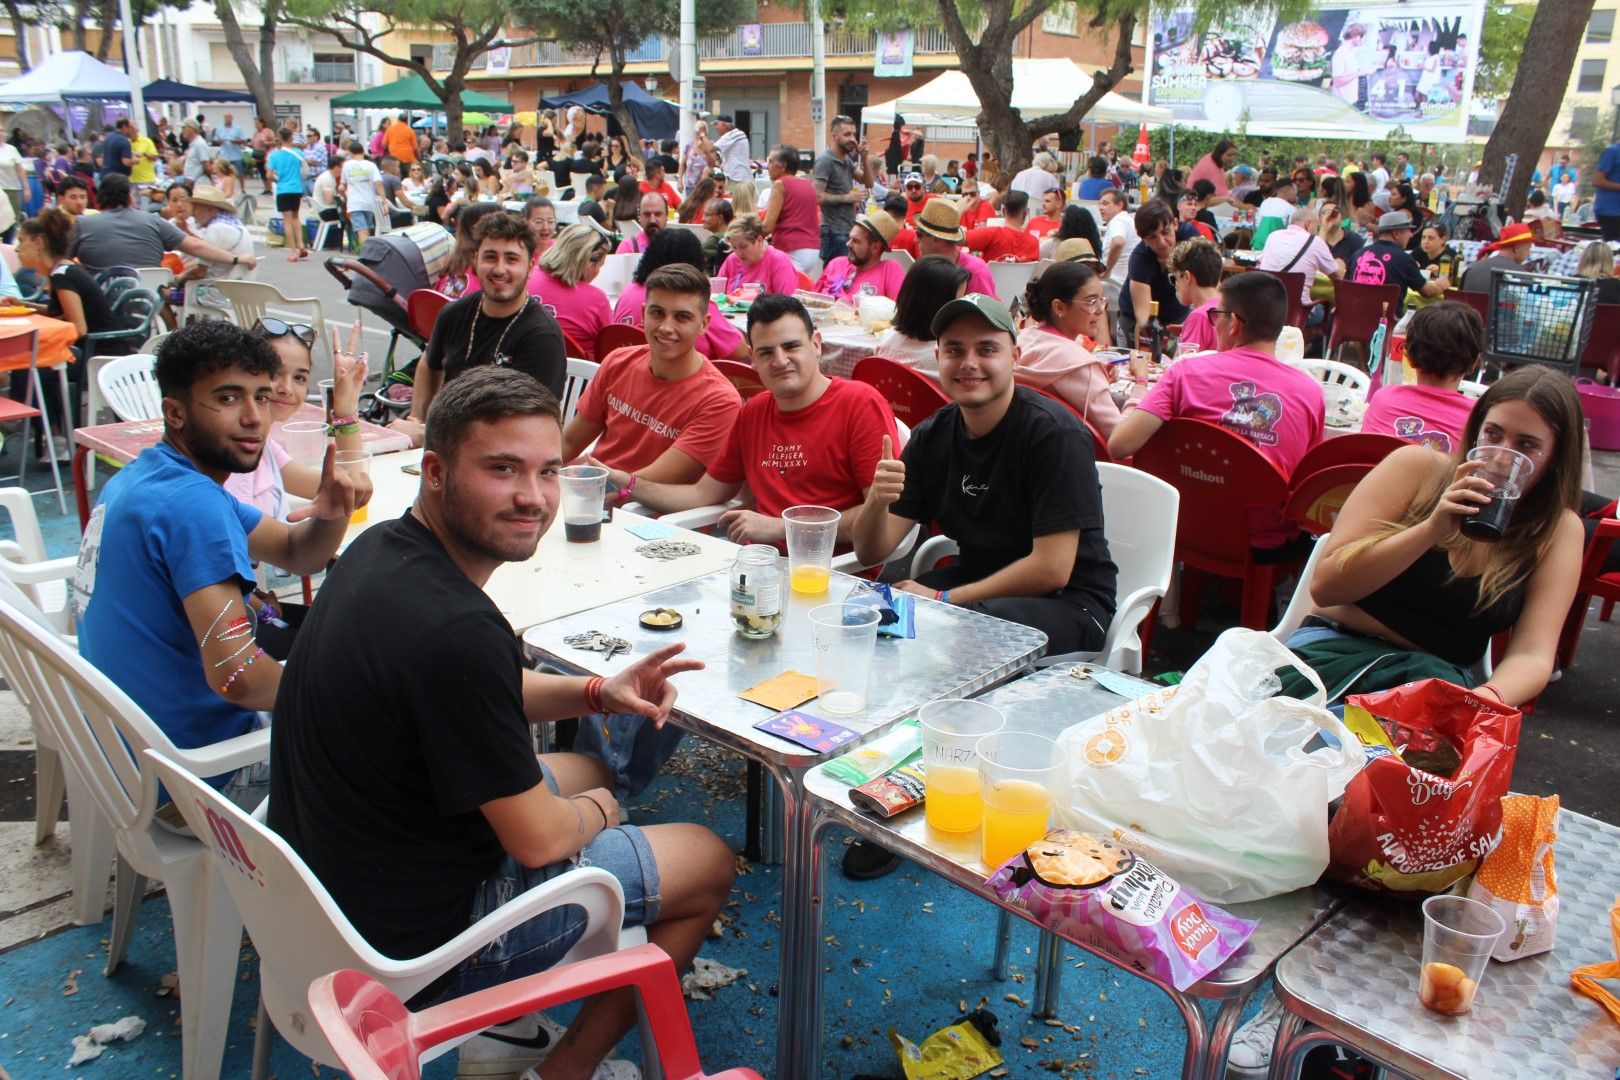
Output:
[558, 464, 608, 543]
[976, 732, 1066, 869]
[806, 603, 881, 715]
[1461, 445, 1535, 543]
[918, 699, 1005, 834]
[333, 448, 371, 525]
[1418, 895, 1506, 1016]
[277, 420, 327, 469]
[783, 505, 839, 595]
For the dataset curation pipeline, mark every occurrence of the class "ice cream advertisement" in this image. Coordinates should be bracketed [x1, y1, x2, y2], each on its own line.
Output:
[1148, 1, 1486, 143]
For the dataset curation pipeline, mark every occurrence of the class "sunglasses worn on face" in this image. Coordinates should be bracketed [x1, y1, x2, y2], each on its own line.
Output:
[257, 318, 316, 346]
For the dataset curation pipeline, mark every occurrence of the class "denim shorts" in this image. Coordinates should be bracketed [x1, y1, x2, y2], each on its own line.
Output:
[416, 759, 661, 1006]
[347, 210, 375, 231]
[572, 711, 685, 801]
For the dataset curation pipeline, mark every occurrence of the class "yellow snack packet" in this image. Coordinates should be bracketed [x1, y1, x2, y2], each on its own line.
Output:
[888, 1020, 1003, 1080]
[1341, 702, 1402, 762]
[1465, 794, 1559, 961]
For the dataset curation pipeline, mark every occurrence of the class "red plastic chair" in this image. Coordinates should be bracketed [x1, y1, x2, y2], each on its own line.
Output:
[595, 322, 646, 358]
[851, 355, 950, 427]
[711, 358, 768, 400]
[1290, 432, 1407, 478]
[1259, 270, 1309, 330]
[1577, 303, 1620, 383]
[795, 269, 815, 291]
[1030, 385, 1114, 463]
[563, 331, 594, 361]
[1326, 279, 1404, 366]
[405, 289, 452, 342]
[308, 944, 764, 1080]
[1285, 463, 1376, 536]
[1132, 418, 1294, 630]
[1555, 516, 1620, 670]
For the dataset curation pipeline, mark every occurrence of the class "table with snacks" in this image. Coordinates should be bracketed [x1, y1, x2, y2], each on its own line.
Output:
[722, 296, 887, 378]
[521, 571, 1048, 1080]
[71, 403, 411, 530]
[1270, 808, 1620, 1079]
[801, 663, 1345, 1080]
[347, 449, 739, 630]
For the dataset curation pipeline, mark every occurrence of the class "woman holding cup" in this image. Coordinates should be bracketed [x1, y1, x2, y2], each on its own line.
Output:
[1288, 365, 1585, 707]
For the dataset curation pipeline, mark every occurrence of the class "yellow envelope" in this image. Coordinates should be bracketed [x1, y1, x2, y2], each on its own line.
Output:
[739, 671, 820, 711]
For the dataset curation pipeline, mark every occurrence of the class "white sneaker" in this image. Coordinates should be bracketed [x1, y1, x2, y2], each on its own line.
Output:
[1225, 992, 1285, 1078]
[520, 1061, 641, 1080]
[34, 435, 68, 463]
[456, 1011, 567, 1078]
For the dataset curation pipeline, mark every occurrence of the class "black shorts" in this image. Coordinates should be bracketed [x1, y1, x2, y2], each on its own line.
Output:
[275, 193, 302, 213]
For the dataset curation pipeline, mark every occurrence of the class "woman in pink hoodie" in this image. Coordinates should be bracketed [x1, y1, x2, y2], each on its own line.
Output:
[1013, 260, 1124, 437]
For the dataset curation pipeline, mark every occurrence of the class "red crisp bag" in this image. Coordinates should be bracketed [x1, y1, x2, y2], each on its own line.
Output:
[1327, 679, 1520, 897]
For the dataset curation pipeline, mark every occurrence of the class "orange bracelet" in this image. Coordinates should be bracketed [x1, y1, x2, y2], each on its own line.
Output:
[585, 676, 605, 714]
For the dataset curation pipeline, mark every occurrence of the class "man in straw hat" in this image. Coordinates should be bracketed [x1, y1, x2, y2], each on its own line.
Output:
[914, 198, 998, 296]
[171, 183, 256, 311]
[1459, 220, 1534, 295]
[814, 208, 906, 303]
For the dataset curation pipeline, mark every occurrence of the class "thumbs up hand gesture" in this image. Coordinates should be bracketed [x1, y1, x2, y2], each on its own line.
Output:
[868, 433, 906, 509]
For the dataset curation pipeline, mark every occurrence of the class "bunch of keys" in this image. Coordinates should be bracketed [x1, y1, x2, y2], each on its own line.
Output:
[563, 631, 631, 660]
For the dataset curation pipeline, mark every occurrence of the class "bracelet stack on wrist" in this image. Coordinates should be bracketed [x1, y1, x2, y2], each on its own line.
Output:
[327, 414, 361, 436]
[584, 675, 605, 713]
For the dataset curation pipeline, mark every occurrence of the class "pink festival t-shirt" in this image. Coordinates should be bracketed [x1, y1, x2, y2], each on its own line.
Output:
[1176, 297, 1221, 353]
[1361, 383, 1475, 454]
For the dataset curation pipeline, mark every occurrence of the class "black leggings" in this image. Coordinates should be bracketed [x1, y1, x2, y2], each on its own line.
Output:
[915, 566, 1111, 656]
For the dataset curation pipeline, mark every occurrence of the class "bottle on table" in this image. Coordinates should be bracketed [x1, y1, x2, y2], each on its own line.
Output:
[1132, 300, 1163, 378]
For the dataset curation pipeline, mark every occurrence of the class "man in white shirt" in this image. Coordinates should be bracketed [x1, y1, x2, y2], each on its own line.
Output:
[175, 184, 256, 309]
[181, 120, 213, 183]
[1009, 151, 1062, 200]
[339, 140, 387, 243]
[1098, 188, 1137, 288]
[1257, 180, 1298, 225]
[0, 130, 25, 241]
[1368, 152, 1390, 195]
[709, 114, 754, 201]
[1256, 207, 1343, 313]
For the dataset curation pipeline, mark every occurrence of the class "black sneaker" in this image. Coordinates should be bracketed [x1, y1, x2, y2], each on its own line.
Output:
[841, 840, 901, 880]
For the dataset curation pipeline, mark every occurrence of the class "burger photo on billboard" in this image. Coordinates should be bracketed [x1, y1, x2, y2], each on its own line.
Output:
[1273, 21, 1332, 83]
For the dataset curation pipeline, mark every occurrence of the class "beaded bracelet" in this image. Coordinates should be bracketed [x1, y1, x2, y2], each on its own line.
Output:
[220, 648, 266, 694]
[584, 675, 606, 714]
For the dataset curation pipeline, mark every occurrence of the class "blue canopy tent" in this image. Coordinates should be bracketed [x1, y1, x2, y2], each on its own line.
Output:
[137, 79, 258, 104]
[539, 82, 677, 141]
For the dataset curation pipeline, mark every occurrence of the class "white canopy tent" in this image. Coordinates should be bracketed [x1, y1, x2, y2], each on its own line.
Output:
[0, 50, 130, 105]
[862, 59, 1172, 129]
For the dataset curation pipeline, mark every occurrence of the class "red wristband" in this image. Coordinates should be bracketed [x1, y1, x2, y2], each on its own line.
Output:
[585, 676, 605, 713]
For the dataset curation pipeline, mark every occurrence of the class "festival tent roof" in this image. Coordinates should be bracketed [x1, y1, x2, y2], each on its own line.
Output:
[539, 82, 678, 141]
[329, 76, 512, 113]
[138, 79, 258, 104]
[861, 59, 1172, 129]
[0, 51, 130, 105]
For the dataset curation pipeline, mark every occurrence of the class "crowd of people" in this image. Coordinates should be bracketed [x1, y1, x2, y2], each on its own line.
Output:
[27, 104, 1614, 1080]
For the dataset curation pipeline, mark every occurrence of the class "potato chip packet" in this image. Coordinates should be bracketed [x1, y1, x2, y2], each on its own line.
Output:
[1466, 794, 1560, 962]
[888, 1020, 1002, 1080]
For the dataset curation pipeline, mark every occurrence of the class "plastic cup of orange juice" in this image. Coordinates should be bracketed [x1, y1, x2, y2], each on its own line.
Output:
[782, 505, 839, 595]
[333, 448, 371, 526]
[976, 732, 1065, 869]
[918, 699, 1004, 834]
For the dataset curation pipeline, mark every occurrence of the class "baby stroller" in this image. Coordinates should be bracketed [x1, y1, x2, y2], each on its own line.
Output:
[325, 223, 453, 420]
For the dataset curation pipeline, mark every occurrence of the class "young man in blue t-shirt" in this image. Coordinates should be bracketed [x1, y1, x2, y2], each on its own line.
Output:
[73, 321, 364, 802]
[1594, 138, 1620, 242]
[267, 126, 309, 261]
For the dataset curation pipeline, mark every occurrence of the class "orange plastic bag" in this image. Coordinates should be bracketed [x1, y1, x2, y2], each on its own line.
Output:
[1569, 897, 1620, 1027]
[1465, 794, 1559, 961]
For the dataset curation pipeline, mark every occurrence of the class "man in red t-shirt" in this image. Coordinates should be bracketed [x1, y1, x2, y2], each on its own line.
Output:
[637, 158, 681, 212]
[900, 174, 936, 225]
[563, 262, 741, 487]
[604, 293, 898, 547]
[964, 189, 1040, 263]
[1026, 188, 1064, 239]
[958, 180, 997, 229]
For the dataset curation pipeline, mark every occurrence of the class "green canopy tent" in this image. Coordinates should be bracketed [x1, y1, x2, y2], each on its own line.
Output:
[328, 75, 513, 113]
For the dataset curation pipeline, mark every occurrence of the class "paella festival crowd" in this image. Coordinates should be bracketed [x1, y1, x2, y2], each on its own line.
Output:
[3, 97, 1620, 1080]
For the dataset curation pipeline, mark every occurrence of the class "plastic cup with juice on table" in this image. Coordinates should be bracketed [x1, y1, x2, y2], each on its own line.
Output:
[558, 465, 609, 543]
[333, 449, 371, 525]
[783, 504, 840, 594]
[918, 699, 1005, 834]
[1418, 894, 1505, 1016]
[976, 731, 1066, 869]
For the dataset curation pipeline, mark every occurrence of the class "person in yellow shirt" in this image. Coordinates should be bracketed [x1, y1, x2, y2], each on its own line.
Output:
[129, 128, 160, 200]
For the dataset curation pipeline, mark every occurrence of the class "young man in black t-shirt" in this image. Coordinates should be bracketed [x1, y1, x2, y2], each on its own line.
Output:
[392, 211, 567, 447]
[269, 367, 732, 1080]
[853, 293, 1117, 655]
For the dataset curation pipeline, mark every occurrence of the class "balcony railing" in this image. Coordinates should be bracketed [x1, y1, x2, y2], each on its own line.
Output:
[434, 23, 957, 72]
[311, 61, 357, 83]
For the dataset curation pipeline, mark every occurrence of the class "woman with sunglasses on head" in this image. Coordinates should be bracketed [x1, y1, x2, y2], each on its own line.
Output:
[526, 222, 614, 359]
[1013, 260, 1125, 437]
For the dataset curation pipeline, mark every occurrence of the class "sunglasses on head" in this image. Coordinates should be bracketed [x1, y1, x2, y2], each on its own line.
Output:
[256, 318, 316, 346]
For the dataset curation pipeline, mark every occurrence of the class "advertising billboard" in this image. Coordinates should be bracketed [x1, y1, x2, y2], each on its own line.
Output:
[1148, 1, 1487, 143]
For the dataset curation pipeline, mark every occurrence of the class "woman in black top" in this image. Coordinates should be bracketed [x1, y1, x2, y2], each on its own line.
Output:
[1117, 200, 1189, 340]
[1054, 204, 1104, 259]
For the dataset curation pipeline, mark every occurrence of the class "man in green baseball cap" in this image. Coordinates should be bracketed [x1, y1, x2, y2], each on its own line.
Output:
[853, 291, 1118, 656]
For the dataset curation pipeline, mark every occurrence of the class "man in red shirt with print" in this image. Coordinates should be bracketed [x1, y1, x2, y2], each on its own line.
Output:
[965, 189, 1040, 263]
[900, 173, 936, 225]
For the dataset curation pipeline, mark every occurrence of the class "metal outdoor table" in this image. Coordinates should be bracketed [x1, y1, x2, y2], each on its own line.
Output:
[803, 664, 1344, 1080]
[521, 570, 1048, 1080]
[1270, 808, 1620, 1079]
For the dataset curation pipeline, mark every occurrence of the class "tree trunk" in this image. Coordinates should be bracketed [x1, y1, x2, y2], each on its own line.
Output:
[444, 71, 466, 147]
[607, 47, 642, 150]
[72, 0, 89, 51]
[1479, 0, 1595, 219]
[94, 0, 115, 59]
[5, 0, 29, 71]
[216, 0, 279, 125]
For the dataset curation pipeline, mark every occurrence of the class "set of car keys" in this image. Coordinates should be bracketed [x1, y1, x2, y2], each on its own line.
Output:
[563, 631, 632, 660]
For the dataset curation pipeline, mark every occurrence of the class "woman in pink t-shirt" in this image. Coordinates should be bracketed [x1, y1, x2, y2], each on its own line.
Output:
[1362, 300, 1481, 455]
[718, 214, 802, 296]
[527, 222, 614, 358]
[1168, 238, 1225, 354]
[1012, 260, 1124, 437]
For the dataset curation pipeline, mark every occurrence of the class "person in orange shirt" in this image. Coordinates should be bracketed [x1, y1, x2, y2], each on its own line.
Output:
[900, 174, 935, 225]
[384, 112, 418, 165]
[964, 190, 1040, 262]
[1027, 188, 1064, 239]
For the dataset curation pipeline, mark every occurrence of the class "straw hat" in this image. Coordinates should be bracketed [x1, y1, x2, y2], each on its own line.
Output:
[1054, 237, 1103, 267]
[914, 199, 966, 244]
[1482, 221, 1534, 254]
[189, 184, 236, 213]
[855, 209, 900, 249]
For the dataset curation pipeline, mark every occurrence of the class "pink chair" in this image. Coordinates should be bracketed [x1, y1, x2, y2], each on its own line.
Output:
[309, 945, 765, 1080]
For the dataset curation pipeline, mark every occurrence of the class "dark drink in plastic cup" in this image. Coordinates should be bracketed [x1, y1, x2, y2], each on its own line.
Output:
[565, 517, 602, 543]
[1460, 445, 1532, 544]
[1459, 483, 1519, 543]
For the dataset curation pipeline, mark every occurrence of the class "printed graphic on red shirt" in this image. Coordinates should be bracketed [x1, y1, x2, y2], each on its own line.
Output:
[1222, 381, 1283, 446]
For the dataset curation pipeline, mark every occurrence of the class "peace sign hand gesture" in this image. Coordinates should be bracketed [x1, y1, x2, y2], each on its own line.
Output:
[330, 318, 368, 418]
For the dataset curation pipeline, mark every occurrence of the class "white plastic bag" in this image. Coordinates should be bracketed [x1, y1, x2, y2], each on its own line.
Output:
[1055, 628, 1363, 904]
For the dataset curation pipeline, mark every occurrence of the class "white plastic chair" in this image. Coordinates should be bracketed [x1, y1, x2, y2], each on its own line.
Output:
[134, 266, 173, 297]
[881, 249, 915, 270]
[209, 280, 330, 377]
[305, 196, 343, 253]
[96, 354, 162, 422]
[559, 357, 599, 425]
[1291, 358, 1372, 400]
[596, 252, 640, 303]
[1459, 379, 1488, 399]
[908, 463, 1178, 673]
[143, 748, 654, 1080]
[0, 598, 269, 1080]
[988, 259, 1044, 303]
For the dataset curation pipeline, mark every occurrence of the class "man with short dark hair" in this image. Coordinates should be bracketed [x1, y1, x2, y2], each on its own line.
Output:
[638, 157, 680, 209]
[55, 175, 91, 217]
[270, 365, 732, 1080]
[1098, 188, 1136, 286]
[812, 115, 870, 262]
[102, 118, 135, 178]
[398, 213, 567, 445]
[965, 189, 1039, 262]
[72, 173, 259, 273]
[1028, 188, 1065, 239]
[1109, 272, 1324, 555]
[615, 192, 668, 255]
[74, 321, 362, 804]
